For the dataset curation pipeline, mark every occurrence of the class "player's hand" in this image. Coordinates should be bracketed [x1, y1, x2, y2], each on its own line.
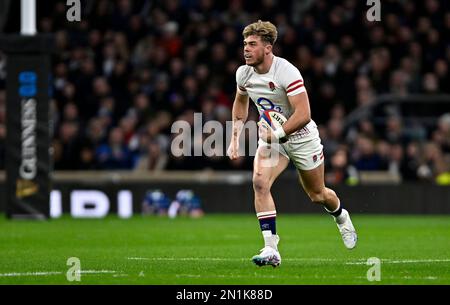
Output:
[258, 121, 274, 143]
[227, 136, 240, 160]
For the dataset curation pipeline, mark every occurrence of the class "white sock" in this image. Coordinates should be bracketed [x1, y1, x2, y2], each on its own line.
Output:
[262, 230, 278, 250]
[333, 208, 348, 224]
[325, 202, 346, 224]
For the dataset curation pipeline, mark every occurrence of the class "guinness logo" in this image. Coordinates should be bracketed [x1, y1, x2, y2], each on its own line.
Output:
[16, 179, 39, 198]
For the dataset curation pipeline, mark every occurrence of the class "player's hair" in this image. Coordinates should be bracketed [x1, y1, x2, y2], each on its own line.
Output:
[242, 20, 278, 45]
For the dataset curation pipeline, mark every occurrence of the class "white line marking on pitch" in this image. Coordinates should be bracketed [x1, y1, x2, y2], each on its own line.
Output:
[128, 257, 450, 265]
[112, 274, 129, 278]
[175, 274, 441, 280]
[127, 257, 349, 262]
[345, 259, 450, 265]
[127, 257, 245, 261]
[80, 270, 117, 274]
[175, 274, 303, 279]
[355, 276, 439, 280]
[0, 270, 117, 277]
[385, 259, 450, 264]
[0, 271, 62, 277]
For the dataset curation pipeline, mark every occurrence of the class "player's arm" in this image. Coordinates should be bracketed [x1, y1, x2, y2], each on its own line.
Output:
[259, 92, 310, 143]
[232, 90, 250, 133]
[282, 92, 311, 135]
[228, 91, 249, 159]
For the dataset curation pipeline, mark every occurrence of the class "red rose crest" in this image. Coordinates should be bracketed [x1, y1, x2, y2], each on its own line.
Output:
[268, 81, 276, 91]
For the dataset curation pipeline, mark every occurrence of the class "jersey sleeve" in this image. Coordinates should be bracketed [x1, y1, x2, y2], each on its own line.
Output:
[235, 65, 248, 96]
[278, 61, 306, 96]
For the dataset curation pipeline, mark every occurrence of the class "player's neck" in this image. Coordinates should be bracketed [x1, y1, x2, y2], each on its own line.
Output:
[254, 54, 274, 74]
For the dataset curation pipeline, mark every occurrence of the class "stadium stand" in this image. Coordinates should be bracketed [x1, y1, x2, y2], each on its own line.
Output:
[0, 0, 449, 185]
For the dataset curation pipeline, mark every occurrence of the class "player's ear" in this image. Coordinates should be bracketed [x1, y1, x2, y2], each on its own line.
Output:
[265, 44, 272, 55]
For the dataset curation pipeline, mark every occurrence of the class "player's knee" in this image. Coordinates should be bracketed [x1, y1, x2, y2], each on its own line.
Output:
[253, 175, 270, 195]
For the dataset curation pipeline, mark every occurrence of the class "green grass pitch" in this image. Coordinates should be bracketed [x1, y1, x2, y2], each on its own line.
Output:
[0, 214, 449, 284]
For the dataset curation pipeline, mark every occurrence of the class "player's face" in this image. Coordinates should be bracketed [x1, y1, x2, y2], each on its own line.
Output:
[243, 35, 269, 66]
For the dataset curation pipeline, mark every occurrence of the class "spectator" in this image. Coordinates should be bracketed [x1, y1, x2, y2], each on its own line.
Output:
[96, 127, 135, 169]
[0, 123, 5, 170]
[134, 141, 168, 171]
[325, 147, 354, 185]
[55, 121, 81, 170]
[352, 136, 388, 171]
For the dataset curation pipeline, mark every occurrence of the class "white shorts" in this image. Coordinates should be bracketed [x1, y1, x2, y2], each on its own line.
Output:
[258, 120, 324, 171]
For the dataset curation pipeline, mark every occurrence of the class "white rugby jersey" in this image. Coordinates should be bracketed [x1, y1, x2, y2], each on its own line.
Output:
[236, 55, 317, 137]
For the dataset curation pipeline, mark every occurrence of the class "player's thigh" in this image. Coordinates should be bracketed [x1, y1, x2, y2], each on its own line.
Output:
[285, 135, 325, 193]
[253, 144, 290, 186]
[297, 162, 326, 195]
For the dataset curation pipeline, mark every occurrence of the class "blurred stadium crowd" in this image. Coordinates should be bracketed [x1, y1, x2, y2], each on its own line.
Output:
[0, 0, 449, 184]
